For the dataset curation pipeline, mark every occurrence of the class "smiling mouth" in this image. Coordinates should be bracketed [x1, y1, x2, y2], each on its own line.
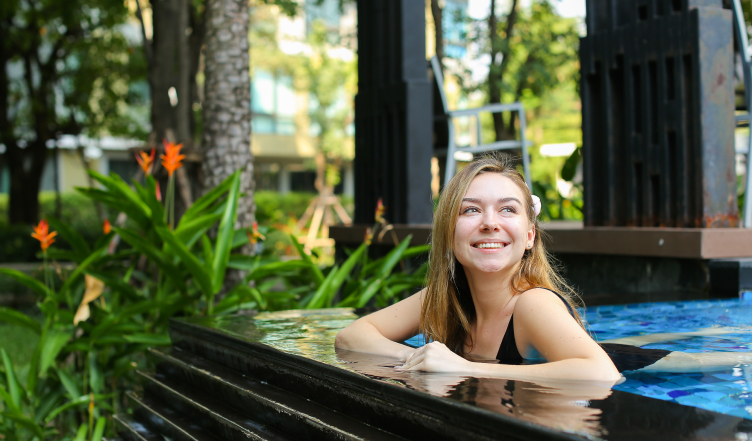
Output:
[474, 242, 508, 249]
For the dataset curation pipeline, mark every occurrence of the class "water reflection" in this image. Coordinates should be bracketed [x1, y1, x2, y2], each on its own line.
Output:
[192, 309, 751, 440]
[336, 349, 611, 437]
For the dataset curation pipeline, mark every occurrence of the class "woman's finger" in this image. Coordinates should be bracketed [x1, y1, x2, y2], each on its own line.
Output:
[399, 351, 426, 370]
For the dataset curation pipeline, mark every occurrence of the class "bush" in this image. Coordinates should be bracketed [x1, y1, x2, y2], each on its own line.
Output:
[0, 192, 105, 263]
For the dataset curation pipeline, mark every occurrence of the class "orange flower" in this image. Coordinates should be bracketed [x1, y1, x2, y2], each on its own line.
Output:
[375, 198, 386, 223]
[103, 219, 111, 234]
[155, 181, 162, 202]
[135, 148, 156, 175]
[364, 227, 373, 246]
[31, 219, 57, 251]
[160, 140, 185, 177]
[246, 222, 266, 245]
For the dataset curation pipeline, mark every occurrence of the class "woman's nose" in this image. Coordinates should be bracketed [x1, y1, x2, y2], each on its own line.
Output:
[481, 212, 500, 231]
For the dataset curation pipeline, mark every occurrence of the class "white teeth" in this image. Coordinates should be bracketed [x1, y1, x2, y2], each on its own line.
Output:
[476, 243, 505, 249]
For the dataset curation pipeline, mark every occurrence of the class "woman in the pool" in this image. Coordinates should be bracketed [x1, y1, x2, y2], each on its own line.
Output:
[335, 155, 752, 381]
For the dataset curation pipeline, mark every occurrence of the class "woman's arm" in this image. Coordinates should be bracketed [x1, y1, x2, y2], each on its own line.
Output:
[399, 289, 621, 383]
[334, 289, 424, 361]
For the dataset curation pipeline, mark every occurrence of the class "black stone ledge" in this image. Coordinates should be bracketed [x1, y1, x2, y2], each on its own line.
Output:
[169, 317, 752, 441]
[168, 317, 581, 441]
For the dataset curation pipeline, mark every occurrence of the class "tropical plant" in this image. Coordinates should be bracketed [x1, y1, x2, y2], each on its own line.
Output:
[0, 161, 260, 439]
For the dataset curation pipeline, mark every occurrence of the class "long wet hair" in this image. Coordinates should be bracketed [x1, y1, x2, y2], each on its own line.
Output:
[419, 155, 583, 354]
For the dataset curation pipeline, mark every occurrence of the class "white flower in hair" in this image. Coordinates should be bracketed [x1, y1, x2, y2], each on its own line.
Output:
[532, 195, 541, 217]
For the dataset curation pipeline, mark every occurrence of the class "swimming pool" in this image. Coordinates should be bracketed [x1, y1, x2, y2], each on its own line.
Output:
[583, 295, 752, 419]
[206, 305, 752, 438]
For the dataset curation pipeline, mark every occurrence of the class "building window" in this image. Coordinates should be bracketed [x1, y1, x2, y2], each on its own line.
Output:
[251, 70, 296, 135]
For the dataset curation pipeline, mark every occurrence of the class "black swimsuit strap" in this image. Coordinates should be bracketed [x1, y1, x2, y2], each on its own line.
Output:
[495, 288, 574, 362]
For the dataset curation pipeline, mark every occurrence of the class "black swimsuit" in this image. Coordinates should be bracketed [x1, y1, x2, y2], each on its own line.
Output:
[495, 290, 671, 373]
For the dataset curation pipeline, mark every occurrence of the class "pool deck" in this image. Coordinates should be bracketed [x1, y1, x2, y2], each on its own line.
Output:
[330, 222, 752, 259]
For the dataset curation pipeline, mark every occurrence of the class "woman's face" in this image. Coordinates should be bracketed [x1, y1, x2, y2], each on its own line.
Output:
[453, 173, 535, 276]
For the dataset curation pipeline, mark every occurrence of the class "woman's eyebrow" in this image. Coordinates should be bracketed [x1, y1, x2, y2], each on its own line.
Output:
[499, 197, 522, 205]
[461, 197, 522, 204]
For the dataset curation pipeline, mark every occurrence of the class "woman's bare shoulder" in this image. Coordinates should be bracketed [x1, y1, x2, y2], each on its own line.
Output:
[514, 288, 570, 313]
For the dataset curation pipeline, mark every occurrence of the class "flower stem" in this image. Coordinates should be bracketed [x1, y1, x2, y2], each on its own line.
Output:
[167, 176, 176, 229]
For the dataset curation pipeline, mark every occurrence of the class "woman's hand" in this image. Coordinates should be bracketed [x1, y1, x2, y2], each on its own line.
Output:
[396, 341, 475, 373]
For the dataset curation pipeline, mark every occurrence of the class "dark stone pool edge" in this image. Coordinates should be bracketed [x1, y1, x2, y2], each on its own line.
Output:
[167, 317, 585, 441]
[163, 316, 752, 441]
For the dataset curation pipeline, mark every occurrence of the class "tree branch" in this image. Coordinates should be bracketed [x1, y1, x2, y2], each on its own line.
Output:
[135, 0, 153, 65]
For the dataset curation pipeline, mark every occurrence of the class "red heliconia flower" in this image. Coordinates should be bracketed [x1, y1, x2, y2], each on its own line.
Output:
[31, 219, 57, 252]
[103, 219, 111, 234]
[247, 222, 266, 245]
[160, 140, 185, 177]
[135, 148, 156, 176]
[374, 198, 386, 223]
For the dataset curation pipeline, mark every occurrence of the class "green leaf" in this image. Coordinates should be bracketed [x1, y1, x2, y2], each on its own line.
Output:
[1, 411, 45, 439]
[180, 173, 235, 225]
[142, 177, 167, 226]
[115, 227, 188, 293]
[83, 170, 151, 228]
[0, 383, 20, 414]
[304, 264, 339, 309]
[47, 216, 90, 259]
[227, 254, 259, 271]
[212, 171, 242, 293]
[214, 284, 264, 314]
[155, 226, 214, 296]
[34, 388, 63, 424]
[0, 269, 52, 298]
[356, 278, 384, 308]
[91, 416, 106, 441]
[89, 352, 103, 394]
[56, 368, 81, 399]
[0, 308, 41, 334]
[246, 260, 312, 281]
[375, 235, 413, 279]
[123, 334, 171, 346]
[58, 247, 107, 297]
[315, 242, 368, 308]
[44, 394, 89, 423]
[174, 213, 222, 249]
[291, 235, 325, 287]
[39, 328, 72, 377]
[1, 349, 22, 409]
[229, 227, 251, 249]
[74, 421, 88, 441]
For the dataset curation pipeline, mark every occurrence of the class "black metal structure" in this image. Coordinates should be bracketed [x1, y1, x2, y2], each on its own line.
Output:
[353, 0, 433, 225]
[581, 0, 738, 228]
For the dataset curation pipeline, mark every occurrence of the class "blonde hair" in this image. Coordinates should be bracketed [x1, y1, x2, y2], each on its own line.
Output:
[420, 155, 583, 354]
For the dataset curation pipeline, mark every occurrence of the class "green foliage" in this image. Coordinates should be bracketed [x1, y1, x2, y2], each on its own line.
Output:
[0, 192, 104, 263]
[0, 160, 422, 440]
[254, 191, 316, 225]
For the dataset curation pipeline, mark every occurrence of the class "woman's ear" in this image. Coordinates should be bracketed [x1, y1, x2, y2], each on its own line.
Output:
[527, 224, 536, 248]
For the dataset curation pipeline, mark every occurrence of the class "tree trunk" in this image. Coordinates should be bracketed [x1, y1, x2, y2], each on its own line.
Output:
[201, 0, 254, 288]
[488, 0, 519, 142]
[7, 140, 46, 224]
[431, 0, 444, 68]
[143, 0, 202, 148]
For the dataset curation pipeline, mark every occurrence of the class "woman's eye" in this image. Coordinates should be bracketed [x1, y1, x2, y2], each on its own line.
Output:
[462, 207, 479, 214]
[501, 206, 517, 214]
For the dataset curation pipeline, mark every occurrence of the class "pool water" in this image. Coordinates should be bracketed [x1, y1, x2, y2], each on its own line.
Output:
[210, 306, 752, 438]
[583, 295, 752, 419]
